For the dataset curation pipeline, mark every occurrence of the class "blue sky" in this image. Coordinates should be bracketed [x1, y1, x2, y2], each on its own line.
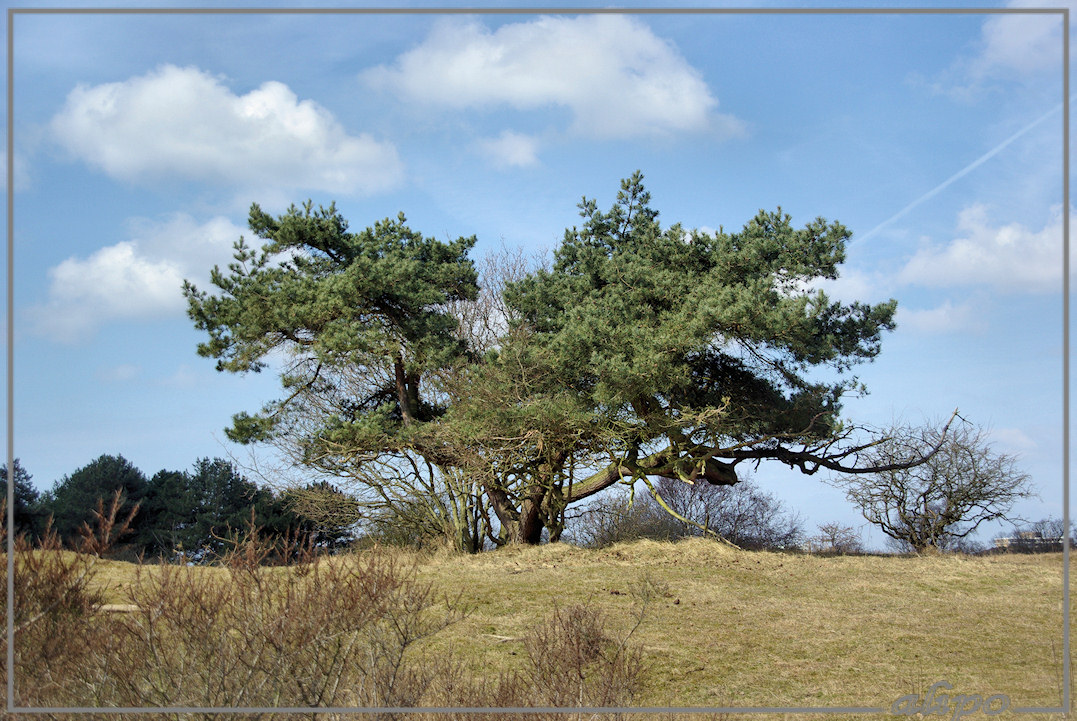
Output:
[4, 1, 1071, 549]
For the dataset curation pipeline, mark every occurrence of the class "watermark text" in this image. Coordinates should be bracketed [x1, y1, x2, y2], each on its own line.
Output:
[891, 680, 1009, 720]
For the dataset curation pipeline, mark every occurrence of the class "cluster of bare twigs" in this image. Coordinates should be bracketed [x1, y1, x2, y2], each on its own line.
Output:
[0, 495, 646, 720]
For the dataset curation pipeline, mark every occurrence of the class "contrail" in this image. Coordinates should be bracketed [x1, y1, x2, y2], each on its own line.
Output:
[856, 96, 1071, 245]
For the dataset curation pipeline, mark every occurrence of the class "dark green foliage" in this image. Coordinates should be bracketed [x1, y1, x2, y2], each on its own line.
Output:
[502, 171, 894, 443]
[141, 458, 290, 560]
[30, 455, 322, 561]
[187, 458, 269, 550]
[184, 201, 484, 550]
[184, 201, 479, 442]
[184, 176, 904, 547]
[7, 458, 45, 539]
[448, 172, 900, 543]
[135, 469, 194, 555]
[41, 454, 148, 545]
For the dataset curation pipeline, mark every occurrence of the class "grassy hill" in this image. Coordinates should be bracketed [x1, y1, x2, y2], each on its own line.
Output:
[76, 538, 1069, 715]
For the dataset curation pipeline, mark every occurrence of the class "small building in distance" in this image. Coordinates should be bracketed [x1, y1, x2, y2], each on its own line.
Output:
[994, 531, 1064, 553]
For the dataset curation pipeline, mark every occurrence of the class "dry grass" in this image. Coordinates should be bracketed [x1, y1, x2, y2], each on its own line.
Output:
[401, 538, 1067, 711]
[6, 535, 1071, 719]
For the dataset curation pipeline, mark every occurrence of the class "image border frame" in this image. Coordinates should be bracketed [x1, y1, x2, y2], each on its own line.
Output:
[5, 4, 1070, 715]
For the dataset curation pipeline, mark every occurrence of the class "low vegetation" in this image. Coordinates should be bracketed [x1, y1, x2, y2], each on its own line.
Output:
[5, 173, 1061, 719]
[1, 502, 1068, 720]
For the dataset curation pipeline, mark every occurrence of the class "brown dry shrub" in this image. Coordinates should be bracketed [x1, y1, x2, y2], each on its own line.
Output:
[1, 498, 466, 718]
[426, 602, 645, 721]
[0, 495, 648, 720]
[88, 529, 466, 713]
[2, 492, 130, 709]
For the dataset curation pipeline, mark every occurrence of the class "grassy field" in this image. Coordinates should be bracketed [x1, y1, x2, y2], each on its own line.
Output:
[81, 538, 1070, 714]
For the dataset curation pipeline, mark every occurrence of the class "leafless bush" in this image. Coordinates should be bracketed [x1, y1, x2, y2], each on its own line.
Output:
[428, 601, 646, 721]
[1, 491, 136, 709]
[2, 502, 466, 717]
[831, 419, 1035, 553]
[3, 498, 647, 719]
[568, 476, 803, 550]
[522, 603, 643, 707]
[100, 531, 465, 714]
[567, 491, 681, 548]
[808, 522, 864, 555]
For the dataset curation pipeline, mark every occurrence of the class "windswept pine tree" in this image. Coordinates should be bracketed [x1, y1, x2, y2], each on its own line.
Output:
[186, 175, 946, 548]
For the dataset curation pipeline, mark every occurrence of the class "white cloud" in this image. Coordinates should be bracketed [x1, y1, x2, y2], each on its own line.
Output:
[28, 213, 246, 343]
[476, 130, 541, 168]
[95, 363, 142, 384]
[989, 426, 1038, 453]
[928, 1, 1069, 95]
[898, 204, 1065, 293]
[971, 1, 1067, 80]
[894, 300, 985, 335]
[362, 15, 737, 141]
[50, 64, 403, 195]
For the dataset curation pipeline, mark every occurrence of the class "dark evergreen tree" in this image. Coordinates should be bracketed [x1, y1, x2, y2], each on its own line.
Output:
[134, 459, 317, 561]
[184, 458, 269, 557]
[42, 454, 148, 545]
[136, 469, 198, 557]
[7, 458, 44, 539]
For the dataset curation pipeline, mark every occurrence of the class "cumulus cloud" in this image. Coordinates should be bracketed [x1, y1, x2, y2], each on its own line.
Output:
[971, 1, 1067, 80]
[28, 213, 246, 343]
[476, 130, 541, 168]
[898, 204, 1065, 293]
[50, 64, 403, 194]
[926, 1, 1068, 95]
[989, 426, 1038, 453]
[894, 300, 985, 335]
[361, 15, 738, 140]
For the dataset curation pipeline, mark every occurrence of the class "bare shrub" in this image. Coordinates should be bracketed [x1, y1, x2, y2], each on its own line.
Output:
[567, 491, 681, 548]
[522, 604, 642, 707]
[568, 475, 803, 550]
[92, 528, 466, 712]
[2, 502, 466, 717]
[832, 419, 1035, 552]
[430, 601, 646, 719]
[2, 491, 135, 708]
[3, 498, 645, 719]
[808, 522, 864, 555]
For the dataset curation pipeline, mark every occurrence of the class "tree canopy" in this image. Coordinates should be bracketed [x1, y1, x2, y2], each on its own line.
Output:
[186, 173, 928, 549]
[29, 454, 337, 560]
[42, 454, 148, 544]
[8, 458, 44, 538]
[441, 173, 905, 543]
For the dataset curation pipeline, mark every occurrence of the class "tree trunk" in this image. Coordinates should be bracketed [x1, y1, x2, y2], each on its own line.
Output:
[517, 490, 545, 544]
[394, 354, 416, 425]
[483, 482, 547, 545]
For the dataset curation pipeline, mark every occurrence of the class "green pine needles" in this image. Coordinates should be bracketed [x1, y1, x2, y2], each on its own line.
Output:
[185, 173, 917, 550]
